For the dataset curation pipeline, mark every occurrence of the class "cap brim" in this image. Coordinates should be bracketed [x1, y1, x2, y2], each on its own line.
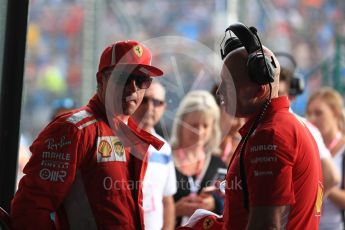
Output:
[112, 63, 164, 77]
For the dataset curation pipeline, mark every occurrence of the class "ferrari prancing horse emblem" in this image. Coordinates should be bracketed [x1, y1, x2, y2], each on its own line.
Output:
[133, 45, 143, 57]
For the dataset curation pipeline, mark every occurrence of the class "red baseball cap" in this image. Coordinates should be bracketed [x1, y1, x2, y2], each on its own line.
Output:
[97, 40, 163, 77]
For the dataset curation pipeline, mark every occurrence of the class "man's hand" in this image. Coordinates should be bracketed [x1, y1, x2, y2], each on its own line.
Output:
[199, 191, 216, 211]
[175, 194, 203, 217]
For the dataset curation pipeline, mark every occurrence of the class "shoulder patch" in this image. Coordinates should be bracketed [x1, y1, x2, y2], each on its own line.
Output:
[67, 110, 98, 129]
[77, 120, 98, 130]
[67, 110, 93, 124]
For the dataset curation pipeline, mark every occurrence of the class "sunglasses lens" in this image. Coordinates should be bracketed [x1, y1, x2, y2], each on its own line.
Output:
[136, 76, 152, 89]
[126, 75, 152, 89]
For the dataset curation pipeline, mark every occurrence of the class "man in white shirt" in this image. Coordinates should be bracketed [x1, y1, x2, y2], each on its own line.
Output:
[133, 80, 177, 230]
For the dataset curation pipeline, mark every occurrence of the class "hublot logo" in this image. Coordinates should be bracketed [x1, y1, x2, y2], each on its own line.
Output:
[250, 145, 277, 152]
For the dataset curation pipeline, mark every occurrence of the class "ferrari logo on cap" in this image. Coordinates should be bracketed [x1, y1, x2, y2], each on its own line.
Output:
[133, 45, 143, 57]
[203, 217, 214, 229]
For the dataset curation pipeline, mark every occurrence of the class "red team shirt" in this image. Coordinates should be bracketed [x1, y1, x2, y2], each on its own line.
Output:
[223, 96, 323, 230]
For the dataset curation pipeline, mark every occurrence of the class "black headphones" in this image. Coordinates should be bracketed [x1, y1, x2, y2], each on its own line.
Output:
[290, 74, 304, 96]
[220, 23, 277, 85]
[274, 52, 305, 96]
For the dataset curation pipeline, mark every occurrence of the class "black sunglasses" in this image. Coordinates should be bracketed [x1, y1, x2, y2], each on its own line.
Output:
[142, 96, 165, 107]
[125, 74, 152, 89]
[105, 71, 153, 89]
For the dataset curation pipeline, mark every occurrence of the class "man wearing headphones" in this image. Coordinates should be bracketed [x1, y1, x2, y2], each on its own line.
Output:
[218, 23, 322, 229]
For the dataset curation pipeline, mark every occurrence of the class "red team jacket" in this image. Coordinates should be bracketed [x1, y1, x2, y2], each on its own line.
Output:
[223, 97, 323, 229]
[11, 95, 163, 230]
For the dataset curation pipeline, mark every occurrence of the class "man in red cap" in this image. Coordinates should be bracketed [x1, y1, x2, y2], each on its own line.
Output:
[11, 40, 164, 230]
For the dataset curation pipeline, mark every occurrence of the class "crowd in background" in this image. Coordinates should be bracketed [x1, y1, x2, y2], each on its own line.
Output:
[247, 0, 345, 114]
[16, 0, 345, 228]
[22, 0, 345, 143]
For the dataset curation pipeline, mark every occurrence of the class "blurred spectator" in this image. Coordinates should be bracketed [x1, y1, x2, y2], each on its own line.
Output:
[16, 135, 31, 190]
[276, 52, 340, 196]
[22, 0, 345, 151]
[170, 90, 226, 227]
[132, 80, 177, 230]
[51, 98, 76, 119]
[37, 64, 67, 96]
[307, 87, 345, 230]
[219, 115, 245, 165]
[211, 84, 245, 165]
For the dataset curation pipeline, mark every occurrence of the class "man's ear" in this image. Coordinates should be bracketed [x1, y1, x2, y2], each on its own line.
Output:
[255, 85, 269, 99]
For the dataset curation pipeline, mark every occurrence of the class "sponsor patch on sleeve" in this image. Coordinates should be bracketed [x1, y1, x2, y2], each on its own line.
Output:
[97, 136, 126, 163]
[38, 135, 73, 182]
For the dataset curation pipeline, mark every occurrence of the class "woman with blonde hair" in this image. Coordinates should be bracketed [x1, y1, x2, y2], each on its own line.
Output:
[306, 87, 345, 230]
[170, 90, 226, 227]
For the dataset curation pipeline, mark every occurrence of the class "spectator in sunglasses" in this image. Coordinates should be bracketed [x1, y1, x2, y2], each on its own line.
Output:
[11, 40, 165, 229]
[132, 80, 177, 230]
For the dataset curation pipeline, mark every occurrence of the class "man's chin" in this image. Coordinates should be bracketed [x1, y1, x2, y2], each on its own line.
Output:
[122, 108, 135, 116]
[121, 103, 139, 116]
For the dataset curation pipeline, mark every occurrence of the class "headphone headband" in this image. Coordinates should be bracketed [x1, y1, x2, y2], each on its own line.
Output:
[274, 52, 304, 96]
[274, 52, 297, 71]
[220, 22, 276, 85]
[227, 23, 260, 54]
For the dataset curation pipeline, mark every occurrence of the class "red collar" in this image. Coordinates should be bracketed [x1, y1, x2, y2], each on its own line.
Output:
[127, 117, 164, 151]
[87, 94, 107, 121]
[238, 96, 290, 136]
[87, 94, 164, 151]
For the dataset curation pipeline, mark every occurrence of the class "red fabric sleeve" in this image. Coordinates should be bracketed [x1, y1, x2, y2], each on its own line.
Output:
[245, 129, 296, 206]
[10, 122, 83, 230]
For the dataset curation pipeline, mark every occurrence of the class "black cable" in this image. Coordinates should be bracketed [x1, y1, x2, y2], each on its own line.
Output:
[238, 27, 274, 210]
[224, 24, 274, 210]
[239, 96, 271, 210]
[250, 26, 274, 82]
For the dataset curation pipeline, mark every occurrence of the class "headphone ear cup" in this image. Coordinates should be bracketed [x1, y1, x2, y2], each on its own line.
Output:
[289, 74, 305, 96]
[247, 54, 274, 85]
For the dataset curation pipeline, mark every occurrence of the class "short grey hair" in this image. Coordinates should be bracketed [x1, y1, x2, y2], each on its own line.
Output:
[170, 90, 221, 154]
